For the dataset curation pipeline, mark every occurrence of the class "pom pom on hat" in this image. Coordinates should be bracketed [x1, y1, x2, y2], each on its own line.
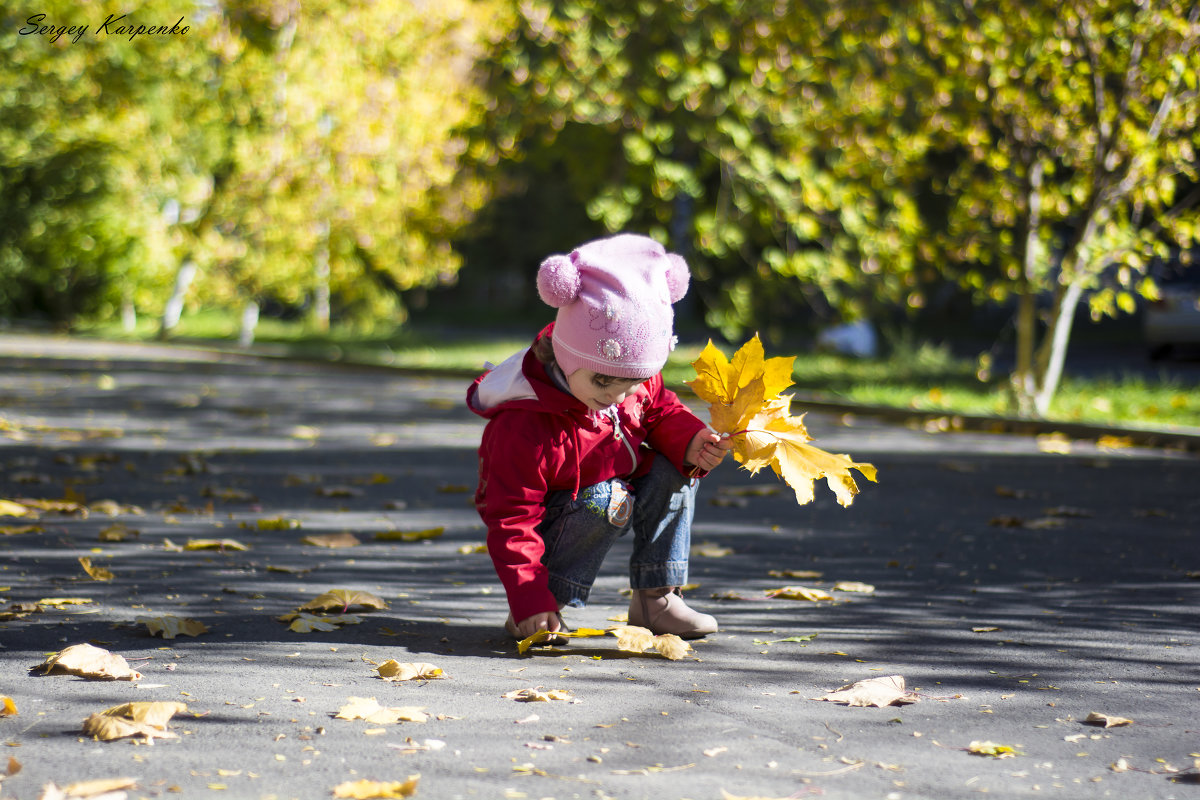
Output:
[537, 233, 691, 380]
[537, 254, 582, 308]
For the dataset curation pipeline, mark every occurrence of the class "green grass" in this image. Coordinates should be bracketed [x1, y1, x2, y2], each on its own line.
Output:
[82, 311, 1200, 430]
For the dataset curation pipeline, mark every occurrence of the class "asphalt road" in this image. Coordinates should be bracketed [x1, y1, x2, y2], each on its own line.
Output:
[0, 336, 1197, 800]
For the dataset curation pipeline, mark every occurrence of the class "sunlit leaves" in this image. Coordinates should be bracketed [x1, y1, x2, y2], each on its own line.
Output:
[300, 590, 389, 613]
[83, 702, 187, 742]
[516, 626, 692, 660]
[967, 740, 1022, 759]
[334, 698, 429, 725]
[332, 776, 420, 799]
[691, 337, 877, 506]
[37, 644, 142, 681]
[78, 557, 114, 582]
[137, 616, 209, 639]
[377, 662, 444, 682]
[819, 675, 919, 707]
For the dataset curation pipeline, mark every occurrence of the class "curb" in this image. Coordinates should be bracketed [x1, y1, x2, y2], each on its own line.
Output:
[6, 332, 1200, 453]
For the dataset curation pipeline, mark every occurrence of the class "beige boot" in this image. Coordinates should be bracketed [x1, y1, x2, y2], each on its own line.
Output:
[628, 587, 717, 639]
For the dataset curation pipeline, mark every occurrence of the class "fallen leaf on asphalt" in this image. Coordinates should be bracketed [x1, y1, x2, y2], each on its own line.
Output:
[332, 777, 420, 799]
[377, 661, 443, 682]
[316, 485, 364, 498]
[832, 581, 874, 594]
[0, 524, 40, 535]
[503, 688, 574, 702]
[456, 543, 487, 554]
[36, 643, 142, 681]
[184, 538, 249, 551]
[818, 675, 918, 707]
[78, 557, 114, 581]
[138, 616, 209, 639]
[972, 626, 1001, 633]
[83, 701, 186, 742]
[967, 740, 1021, 758]
[300, 589, 388, 613]
[40, 778, 139, 799]
[1097, 435, 1134, 450]
[766, 586, 834, 602]
[37, 597, 94, 608]
[257, 517, 301, 530]
[610, 626, 692, 660]
[691, 543, 733, 557]
[0, 697, 16, 716]
[375, 527, 444, 542]
[1044, 506, 1094, 518]
[1036, 433, 1072, 454]
[98, 523, 139, 542]
[335, 697, 428, 724]
[301, 532, 361, 548]
[689, 336, 876, 506]
[203, 486, 257, 502]
[752, 634, 817, 645]
[767, 569, 823, 580]
[279, 612, 362, 632]
[516, 626, 691, 660]
[1085, 711, 1134, 728]
[0, 500, 33, 517]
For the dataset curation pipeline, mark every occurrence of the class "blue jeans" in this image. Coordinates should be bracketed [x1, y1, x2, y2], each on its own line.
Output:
[539, 455, 697, 608]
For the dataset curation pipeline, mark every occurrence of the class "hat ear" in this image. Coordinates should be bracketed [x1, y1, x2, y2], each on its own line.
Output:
[537, 253, 581, 308]
[664, 253, 690, 303]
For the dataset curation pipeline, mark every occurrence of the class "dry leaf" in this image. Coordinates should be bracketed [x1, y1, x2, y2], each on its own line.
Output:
[138, 615, 208, 639]
[819, 675, 918, 707]
[832, 581, 875, 594]
[37, 597, 94, 608]
[82, 702, 185, 742]
[335, 697, 428, 724]
[280, 612, 362, 632]
[0, 500, 32, 518]
[456, 543, 487, 554]
[767, 569, 823, 580]
[257, 517, 301, 530]
[691, 543, 733, 557]
[98, 523, 138, 542]
[332, 777, 419, 799]
[515, 626, 691, 660]
[1085, 711, 1134, 728]
[0, 696, 16, 717]
[767, 586, 834, 602]
[47, 778, 139, 798]
[300, 589, 388, 613]
[377, 661, 443, 682]
[301, 532, 361, 548]
[967, 740, 1021, 758]
[1036, 433, 1072, 454]
[78, 557, 114, 581]
[37, 643, 142, 681]
[183, 538, 248, 551]
[375, 527, 443, 542]
[503, 688, 574, 702]
[689, 336, 876, 506]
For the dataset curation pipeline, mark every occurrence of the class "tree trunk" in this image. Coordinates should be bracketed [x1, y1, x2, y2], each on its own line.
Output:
[159, 259, 197, 339]
[238, 300, 259, 348]
[1011, 159, 1045, 416]
[121, 288, 137, 333]
[1033, 278, 1086, 418]
[313, 221, 331, 332]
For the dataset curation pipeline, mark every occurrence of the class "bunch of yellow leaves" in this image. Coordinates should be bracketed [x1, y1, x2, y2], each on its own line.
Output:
[689, 335, 877, 506]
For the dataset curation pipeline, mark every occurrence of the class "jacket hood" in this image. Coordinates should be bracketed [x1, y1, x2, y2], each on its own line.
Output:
[467, 324, 585, 420]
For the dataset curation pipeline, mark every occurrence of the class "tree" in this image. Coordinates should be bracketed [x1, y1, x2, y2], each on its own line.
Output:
[880, 0, 1200, 414]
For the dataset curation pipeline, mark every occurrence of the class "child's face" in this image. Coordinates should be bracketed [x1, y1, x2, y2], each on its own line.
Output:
[565, 369, 645, 411]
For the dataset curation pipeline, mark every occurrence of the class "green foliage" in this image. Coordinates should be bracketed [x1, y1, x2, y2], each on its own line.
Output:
[1, 0, 501, 327]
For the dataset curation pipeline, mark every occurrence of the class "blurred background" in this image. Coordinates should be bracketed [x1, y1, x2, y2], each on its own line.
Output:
[2, 0, 1198, 425]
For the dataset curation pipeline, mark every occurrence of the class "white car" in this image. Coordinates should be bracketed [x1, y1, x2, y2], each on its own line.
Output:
[1145, 259, 1200, 359]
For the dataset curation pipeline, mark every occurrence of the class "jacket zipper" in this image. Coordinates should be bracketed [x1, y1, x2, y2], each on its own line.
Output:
[608, 407, 637, 477]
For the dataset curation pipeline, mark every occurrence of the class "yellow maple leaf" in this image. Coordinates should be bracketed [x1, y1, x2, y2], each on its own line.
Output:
[38, 643, 142, 681]
[335, 697, 428, 724]
[374, 527, 444, 542]
[137, 615, 209, 639]
[300, 589, 389, 613]
[377, 661, 443, 682]
[1, 696, 17, 717]
[967, 740, 1022, 758]
[332, 776, 420, 799]
[78, 557, 114, 581]
[691, 338, 876, 507]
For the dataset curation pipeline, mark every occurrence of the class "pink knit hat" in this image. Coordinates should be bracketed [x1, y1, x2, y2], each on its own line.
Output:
[537, 234, 690, 379]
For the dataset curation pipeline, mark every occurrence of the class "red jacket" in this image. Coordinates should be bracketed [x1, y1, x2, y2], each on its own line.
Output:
[467, 324, 708, 622]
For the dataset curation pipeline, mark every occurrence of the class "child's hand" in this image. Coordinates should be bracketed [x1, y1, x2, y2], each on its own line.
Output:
[685, 427, 733, 472]
[515, 611, 562, 639]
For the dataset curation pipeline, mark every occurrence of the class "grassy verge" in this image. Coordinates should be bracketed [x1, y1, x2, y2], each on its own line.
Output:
[82, 312, 1200, 430]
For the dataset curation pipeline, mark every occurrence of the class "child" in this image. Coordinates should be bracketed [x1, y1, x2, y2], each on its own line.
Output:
[467, 233, 732, 642]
